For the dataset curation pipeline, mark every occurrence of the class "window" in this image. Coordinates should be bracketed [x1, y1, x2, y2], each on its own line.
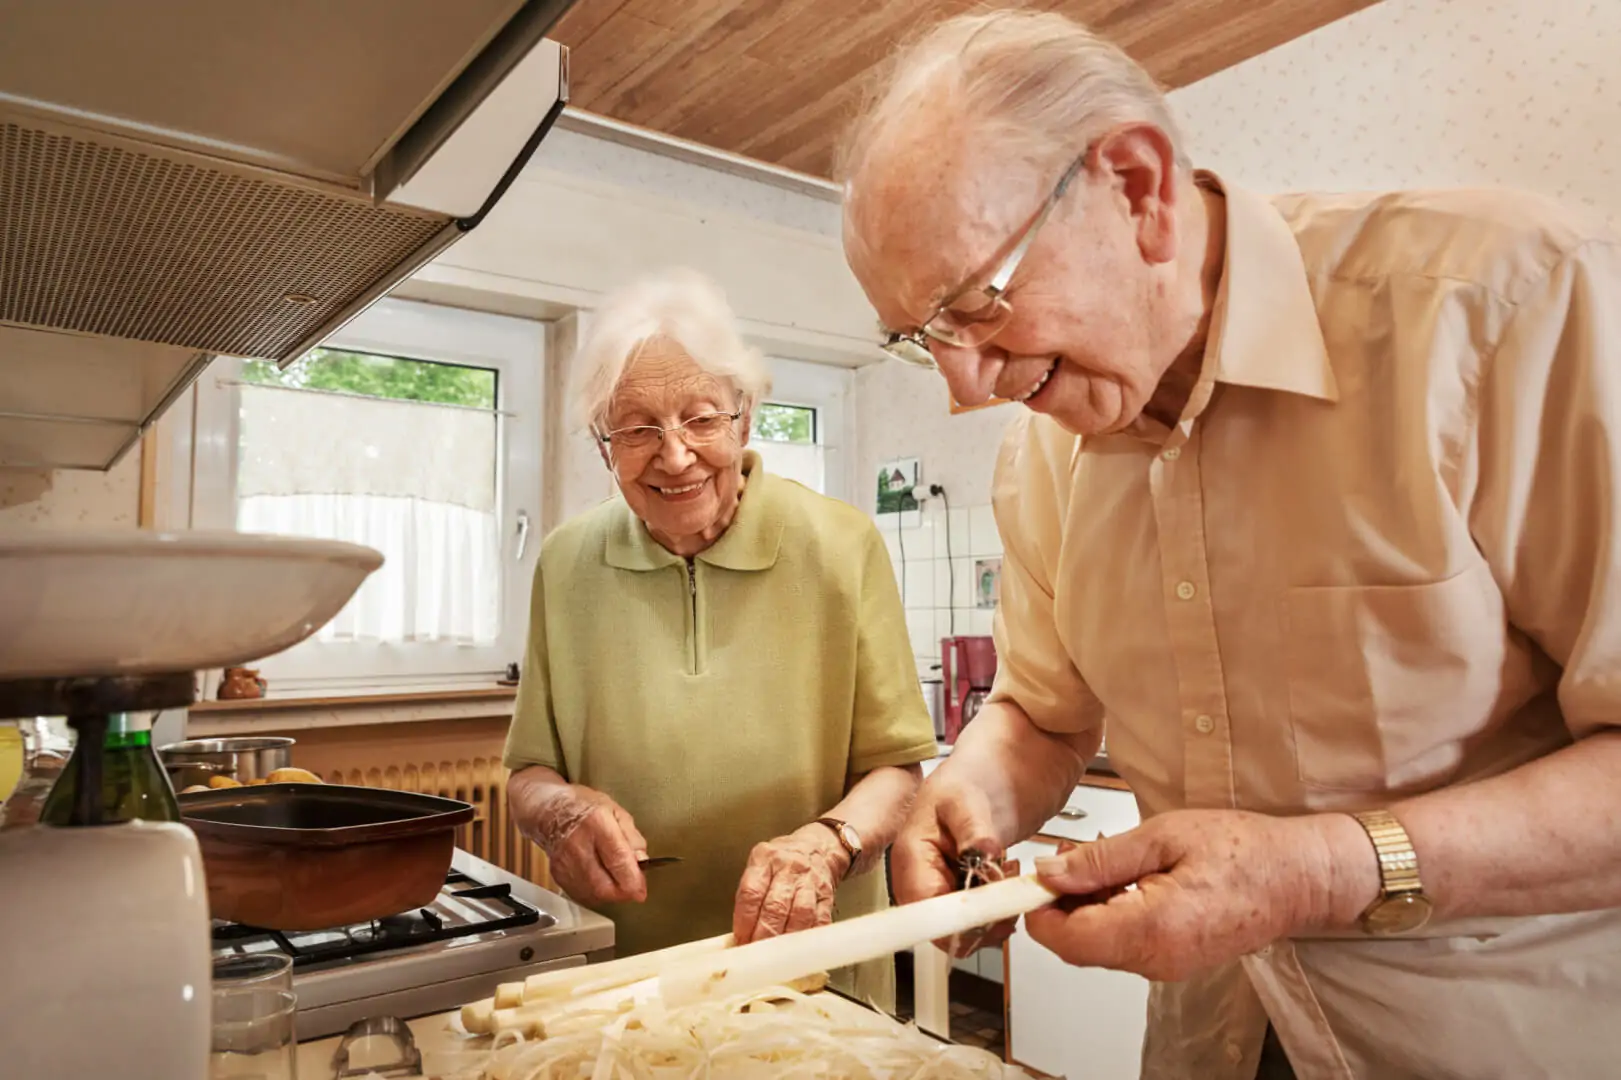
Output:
[753, 402, 822, 493]
[191, 298, 543, 692]
[754, 358, 851, 501]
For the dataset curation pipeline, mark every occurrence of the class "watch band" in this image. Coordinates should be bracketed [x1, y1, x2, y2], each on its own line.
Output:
[816, 817, 861, 879]
[1353, 809, 1422, 894]
[1351, 808, 1430, 934]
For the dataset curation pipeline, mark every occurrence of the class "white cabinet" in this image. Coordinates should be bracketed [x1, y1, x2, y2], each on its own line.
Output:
[1006, 786, 1150, 1080]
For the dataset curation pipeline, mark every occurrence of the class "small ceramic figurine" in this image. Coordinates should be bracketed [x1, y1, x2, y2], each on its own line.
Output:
[218, 667, 267, 700]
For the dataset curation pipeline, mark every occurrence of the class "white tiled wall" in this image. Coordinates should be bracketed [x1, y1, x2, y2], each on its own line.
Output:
[876, 498, 1004, 674]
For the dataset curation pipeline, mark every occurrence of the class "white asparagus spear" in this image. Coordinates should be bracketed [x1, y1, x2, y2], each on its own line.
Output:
[522, 932, 734, 1002]
[463, 932, 739, 1032]
[659, 873, 1059, 1008]
[489, 970, 834, 1039]
[461, 998, 495, 1034]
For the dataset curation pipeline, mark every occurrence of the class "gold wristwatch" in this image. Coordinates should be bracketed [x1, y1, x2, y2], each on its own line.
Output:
[1351, 809, 1432, 935]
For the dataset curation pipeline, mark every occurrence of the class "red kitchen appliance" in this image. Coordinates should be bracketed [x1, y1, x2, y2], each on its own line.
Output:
[940, 635, 997, 743]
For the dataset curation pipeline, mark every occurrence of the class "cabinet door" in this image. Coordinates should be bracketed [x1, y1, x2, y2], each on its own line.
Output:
[1006, 840, 1150, 1080]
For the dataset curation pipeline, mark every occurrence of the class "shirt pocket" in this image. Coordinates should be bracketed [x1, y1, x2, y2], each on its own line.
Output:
[1282, 561, 1508, 792]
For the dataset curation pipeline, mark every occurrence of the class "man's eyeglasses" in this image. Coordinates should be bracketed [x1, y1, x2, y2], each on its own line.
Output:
[595, 409, 744, 455]
[880, 147, 1091, 370]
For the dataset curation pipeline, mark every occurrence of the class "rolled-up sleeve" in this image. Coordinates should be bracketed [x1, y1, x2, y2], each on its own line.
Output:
[848, 525, 940, 775]
[1468, 238, 1621, 739]
[987, 415, 1105, 736]
[502, 558, 566, 774]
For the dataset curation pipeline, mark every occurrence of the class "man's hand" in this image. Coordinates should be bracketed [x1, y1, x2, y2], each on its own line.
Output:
[1026, 809, 1378, 981]
[732, 825, 848, 943]
[891, 781, 1022, 956]
[512, 781, 648, 907]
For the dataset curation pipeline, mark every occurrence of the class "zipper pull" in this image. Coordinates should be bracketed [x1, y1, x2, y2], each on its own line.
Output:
[686, 558, 696, 597]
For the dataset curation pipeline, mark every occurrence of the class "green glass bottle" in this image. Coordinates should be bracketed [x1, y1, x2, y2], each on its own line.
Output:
[41, 712, 181, 826]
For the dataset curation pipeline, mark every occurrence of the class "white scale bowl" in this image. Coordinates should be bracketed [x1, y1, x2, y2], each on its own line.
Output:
[0, 530, 384, 679]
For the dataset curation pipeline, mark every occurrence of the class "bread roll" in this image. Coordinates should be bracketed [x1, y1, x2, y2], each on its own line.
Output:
[265, 767, 322, 785]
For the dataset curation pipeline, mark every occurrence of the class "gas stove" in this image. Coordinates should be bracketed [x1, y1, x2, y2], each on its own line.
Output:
[211, 849, 615, 1040]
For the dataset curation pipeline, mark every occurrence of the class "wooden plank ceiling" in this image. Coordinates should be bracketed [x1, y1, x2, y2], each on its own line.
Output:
[550, 0, 1380, 179]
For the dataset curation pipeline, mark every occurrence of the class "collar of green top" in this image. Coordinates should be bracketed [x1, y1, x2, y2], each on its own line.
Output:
[605, 449, 785, 573]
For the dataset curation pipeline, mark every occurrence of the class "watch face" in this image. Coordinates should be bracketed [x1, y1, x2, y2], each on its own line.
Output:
[1365, 893, 1433, 936]
[839, 824, 862, 854]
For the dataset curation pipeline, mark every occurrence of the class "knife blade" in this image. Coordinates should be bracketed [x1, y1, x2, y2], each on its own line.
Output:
[637, 856, 683, 869]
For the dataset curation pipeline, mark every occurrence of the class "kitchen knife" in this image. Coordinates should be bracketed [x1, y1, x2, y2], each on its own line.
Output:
[637, 856, 682, 869]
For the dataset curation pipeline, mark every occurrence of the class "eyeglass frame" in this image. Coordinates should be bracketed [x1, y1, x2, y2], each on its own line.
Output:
[592, 407, 746, 458]
[880, 144, 1093, 370]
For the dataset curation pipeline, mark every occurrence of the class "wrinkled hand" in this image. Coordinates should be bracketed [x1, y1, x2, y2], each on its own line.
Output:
[891, 783, 1021, 956]
[517, 784, 648, 907]
[1027, 809, 1368, 981]
[732, 826, 849, 944]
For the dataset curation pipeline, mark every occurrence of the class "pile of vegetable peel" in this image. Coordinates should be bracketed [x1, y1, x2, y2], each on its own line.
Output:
[467, 986, 1030, 1080]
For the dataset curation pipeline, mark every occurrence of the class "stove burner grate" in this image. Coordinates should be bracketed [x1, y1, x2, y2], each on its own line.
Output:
[211, 870, 545, 968]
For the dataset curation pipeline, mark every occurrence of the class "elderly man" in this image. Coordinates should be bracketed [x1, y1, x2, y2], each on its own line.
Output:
[839, 10, 1621, 1080]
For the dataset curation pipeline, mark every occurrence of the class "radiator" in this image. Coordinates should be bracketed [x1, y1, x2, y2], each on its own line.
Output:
[324, 757, 550, 888]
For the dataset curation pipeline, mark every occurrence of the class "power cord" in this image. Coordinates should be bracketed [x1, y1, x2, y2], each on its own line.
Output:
[930, 484, 954, 635]
[896, 507, 908, 610]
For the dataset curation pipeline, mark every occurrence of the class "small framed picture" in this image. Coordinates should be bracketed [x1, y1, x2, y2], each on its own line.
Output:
[876, 457, 922, 515]
[975, 558, 1001, 609]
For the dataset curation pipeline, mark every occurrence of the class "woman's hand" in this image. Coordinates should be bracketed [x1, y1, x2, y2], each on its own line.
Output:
[732, 825, 850, 943]
[510, 773, 649, 906]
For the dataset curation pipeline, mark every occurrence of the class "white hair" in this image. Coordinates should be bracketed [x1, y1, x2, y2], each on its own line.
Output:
[571, 267, 772, 433]
[836, 9, 1190, 184]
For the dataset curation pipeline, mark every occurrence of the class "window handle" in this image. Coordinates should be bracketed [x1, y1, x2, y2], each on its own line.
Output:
[515, 510, 531, 561]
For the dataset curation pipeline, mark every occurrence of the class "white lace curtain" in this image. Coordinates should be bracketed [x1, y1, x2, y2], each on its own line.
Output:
[236, 384, 500, 644]
[755, 438, 825, 493]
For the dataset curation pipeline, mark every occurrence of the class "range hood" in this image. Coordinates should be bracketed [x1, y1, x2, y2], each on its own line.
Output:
[0, 0, 572, 471]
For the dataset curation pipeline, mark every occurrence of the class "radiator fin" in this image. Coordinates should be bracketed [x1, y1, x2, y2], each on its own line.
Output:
[327, 756, 548, 888]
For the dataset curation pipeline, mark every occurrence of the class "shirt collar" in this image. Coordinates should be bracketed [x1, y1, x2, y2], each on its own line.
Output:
[1197, 169, 1339, 404]
[604, 450, 783, 573]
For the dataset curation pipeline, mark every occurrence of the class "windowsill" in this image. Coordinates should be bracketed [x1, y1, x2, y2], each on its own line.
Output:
[186, 686, 518, 737]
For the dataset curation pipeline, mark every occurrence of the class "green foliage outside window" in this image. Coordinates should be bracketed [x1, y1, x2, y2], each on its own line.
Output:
[242, 348, 497, 409]
[755, 402, 815, 443]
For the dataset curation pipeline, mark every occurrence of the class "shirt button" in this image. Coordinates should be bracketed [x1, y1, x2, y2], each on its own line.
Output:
[1161, 446, 1181, 461]
[1194, 714, 1215, 734]
[1225, 1042, 1244, 1065]
[1175, 580, 1196, 601]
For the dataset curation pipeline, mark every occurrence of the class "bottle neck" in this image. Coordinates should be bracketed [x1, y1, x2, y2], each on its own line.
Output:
[102, 713, 153, 750]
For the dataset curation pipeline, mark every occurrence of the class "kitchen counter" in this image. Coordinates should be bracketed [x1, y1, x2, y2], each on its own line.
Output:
[296, 992, 999, 1078]
[297, 1009, 490, 1079]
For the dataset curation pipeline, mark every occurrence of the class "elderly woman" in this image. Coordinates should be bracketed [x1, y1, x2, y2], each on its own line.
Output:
[503, 267, 936, 1007]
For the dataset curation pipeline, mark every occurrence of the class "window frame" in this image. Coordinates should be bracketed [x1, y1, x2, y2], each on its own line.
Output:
[756, 356, 852, 502]
[190, 297, 544, 693]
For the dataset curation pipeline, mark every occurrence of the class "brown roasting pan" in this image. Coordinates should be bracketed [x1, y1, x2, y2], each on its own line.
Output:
[179, 784, 476, 930]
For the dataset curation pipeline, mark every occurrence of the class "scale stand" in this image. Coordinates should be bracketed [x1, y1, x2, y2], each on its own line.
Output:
[0, 672, 194, 825]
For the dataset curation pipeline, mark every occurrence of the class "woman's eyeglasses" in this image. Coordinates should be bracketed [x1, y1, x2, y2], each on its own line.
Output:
[595, 409, 743, 455]
[880, 146, 1091, 370]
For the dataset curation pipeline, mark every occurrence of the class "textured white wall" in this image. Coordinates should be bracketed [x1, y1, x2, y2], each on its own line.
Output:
[1170, 0, 1621, 228]
[0, 455, 140, 529]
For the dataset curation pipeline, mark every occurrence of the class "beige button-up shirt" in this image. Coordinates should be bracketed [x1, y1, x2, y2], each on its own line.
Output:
[989, 172, 1621, 1079]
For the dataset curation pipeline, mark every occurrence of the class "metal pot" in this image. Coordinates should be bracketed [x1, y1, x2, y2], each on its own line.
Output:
[158, 737, 294, 789]
[921, 677, 945, 740]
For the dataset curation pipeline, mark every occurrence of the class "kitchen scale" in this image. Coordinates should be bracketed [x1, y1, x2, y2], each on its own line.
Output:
[0, 530, 383, 1080]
